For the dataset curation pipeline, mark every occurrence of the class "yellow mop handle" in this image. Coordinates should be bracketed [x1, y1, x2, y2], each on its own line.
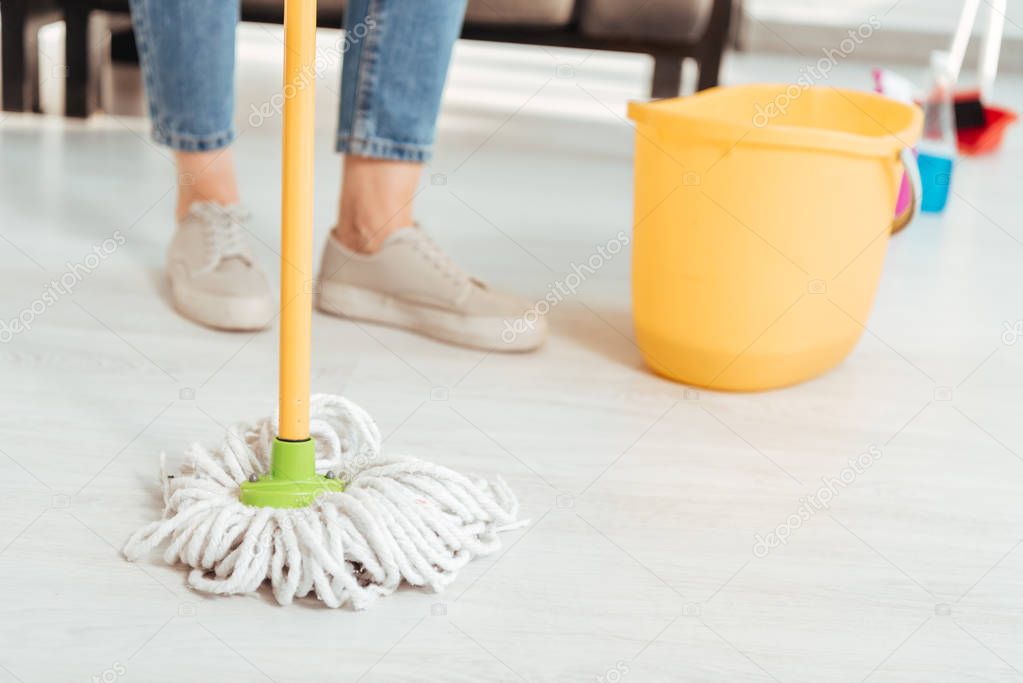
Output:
[278, 0, 316, 441]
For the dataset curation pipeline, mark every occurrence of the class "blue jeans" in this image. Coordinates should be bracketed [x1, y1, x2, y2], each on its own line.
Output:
[128, 0, 467, 162]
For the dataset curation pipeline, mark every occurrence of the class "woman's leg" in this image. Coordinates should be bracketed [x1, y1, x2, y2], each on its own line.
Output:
[176, 151, 239, 220]
[318, 0, 547, 351]
[129, 0, 240, 218]
[335, 0, 467, 253]
[130, 0, 272, 331]
[336, 156, 419, 253]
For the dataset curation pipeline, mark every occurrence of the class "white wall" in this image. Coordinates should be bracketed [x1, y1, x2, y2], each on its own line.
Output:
[744, 0, 1022, 70]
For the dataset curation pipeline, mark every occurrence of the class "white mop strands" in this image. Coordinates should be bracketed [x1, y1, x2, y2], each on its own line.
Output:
[123, 394, 523, 609]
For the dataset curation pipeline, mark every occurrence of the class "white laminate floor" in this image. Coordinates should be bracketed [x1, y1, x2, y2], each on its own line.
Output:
[1, 28, 1023, 683]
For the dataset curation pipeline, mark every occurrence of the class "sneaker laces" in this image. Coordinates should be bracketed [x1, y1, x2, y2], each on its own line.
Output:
[192, 203, 253, 271]
[412, 228, 476, 289]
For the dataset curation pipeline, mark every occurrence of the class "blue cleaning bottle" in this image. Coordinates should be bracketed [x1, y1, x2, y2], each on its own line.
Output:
[918, 50, 957, 213]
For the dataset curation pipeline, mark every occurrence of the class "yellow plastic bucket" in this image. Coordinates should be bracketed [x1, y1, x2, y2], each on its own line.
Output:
[627, 85, 922, 391]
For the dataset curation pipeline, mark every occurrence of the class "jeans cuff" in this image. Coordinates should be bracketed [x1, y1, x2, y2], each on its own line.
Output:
[152, 124, 236, 152]
[336, 134, 432, 163]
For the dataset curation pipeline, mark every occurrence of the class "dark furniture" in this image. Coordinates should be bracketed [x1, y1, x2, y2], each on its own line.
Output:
[2, 0, 59, 112]
[2, 0, 734, 117]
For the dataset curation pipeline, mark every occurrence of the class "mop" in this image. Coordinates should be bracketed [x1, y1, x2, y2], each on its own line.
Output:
[123, 0, 521, 609]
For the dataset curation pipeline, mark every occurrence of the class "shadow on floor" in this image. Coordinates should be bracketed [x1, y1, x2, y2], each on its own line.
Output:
[554, 302, 648, 372]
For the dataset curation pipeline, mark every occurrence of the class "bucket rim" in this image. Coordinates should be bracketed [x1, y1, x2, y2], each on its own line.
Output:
[628, 84, 923, 159]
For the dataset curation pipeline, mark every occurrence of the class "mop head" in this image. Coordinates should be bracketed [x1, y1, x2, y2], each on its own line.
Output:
[123, 394, 522, 609]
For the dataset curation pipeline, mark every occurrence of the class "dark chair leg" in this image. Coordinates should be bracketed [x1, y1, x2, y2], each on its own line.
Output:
[695, 0, 733, 91]
[650, 55, 683, 99]
[2, 0, 29, 111]
[2, 1, 57, 113]
[696, 47, 722, 91]
[64, 3, 94, 117]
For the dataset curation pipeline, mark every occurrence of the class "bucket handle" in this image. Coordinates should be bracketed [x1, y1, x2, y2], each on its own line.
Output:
[897, 147, 923, 229]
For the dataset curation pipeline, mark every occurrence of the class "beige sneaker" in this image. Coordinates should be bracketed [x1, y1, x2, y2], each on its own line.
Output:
[166, 202, 274, 331]
[316, 227, 546, 351]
